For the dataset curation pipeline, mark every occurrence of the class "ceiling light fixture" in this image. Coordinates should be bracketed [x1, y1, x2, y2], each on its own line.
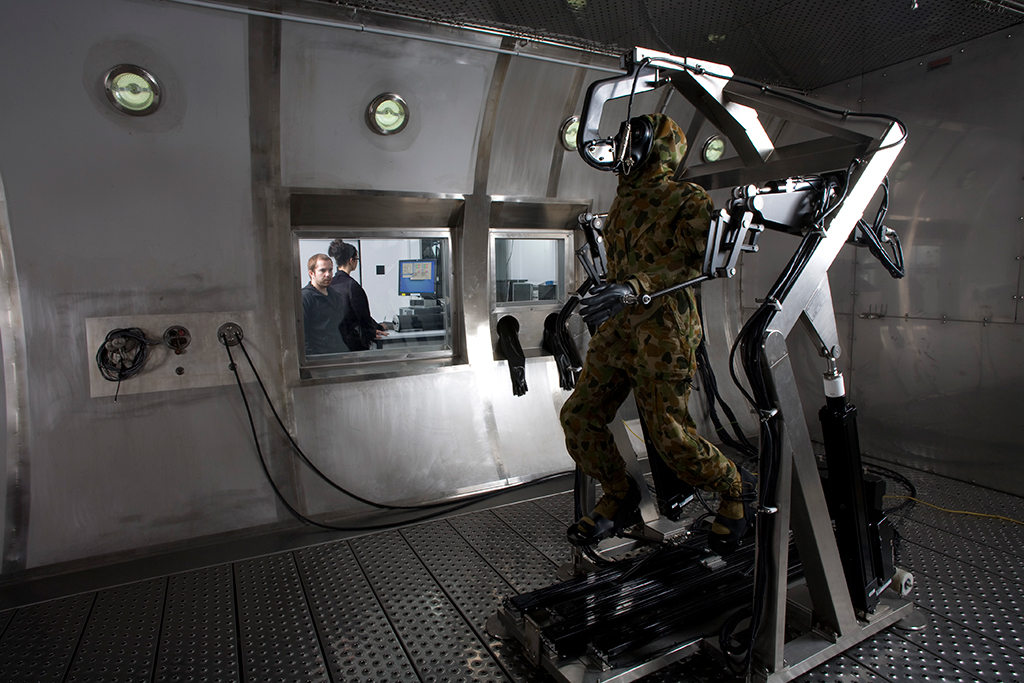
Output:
[701, 135, 726, 163]
[367, 93, 409, 135]
[104, 65, 161, 116]
[560, 115, 580, 151]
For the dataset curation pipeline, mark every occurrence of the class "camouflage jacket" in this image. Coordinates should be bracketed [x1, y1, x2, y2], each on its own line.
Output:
[602, 113, 713, 340]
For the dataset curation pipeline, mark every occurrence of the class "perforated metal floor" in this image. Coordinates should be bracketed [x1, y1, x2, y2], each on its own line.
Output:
[0, 462, 1021, 682]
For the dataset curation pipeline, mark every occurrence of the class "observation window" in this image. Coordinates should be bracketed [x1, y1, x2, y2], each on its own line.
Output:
[296, 233, 452, 367]
[493, 233, 568, 305]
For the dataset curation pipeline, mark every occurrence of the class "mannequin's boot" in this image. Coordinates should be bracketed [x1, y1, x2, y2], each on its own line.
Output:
[567, 474, 642, 546]
[709, 467, 758, 555]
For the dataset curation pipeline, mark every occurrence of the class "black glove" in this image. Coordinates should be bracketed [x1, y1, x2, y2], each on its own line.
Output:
[580, 283, 636, 328]
[496, 315, 528, 397]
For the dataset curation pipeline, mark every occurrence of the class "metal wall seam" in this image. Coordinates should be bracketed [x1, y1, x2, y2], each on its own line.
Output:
[0, 172, 30, 575]
[163, 0, 622, 74]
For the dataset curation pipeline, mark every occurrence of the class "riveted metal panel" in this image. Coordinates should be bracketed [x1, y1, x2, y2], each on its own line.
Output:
[903, 513, 1024, 560]
[912, 573, 1024, 654]
[350, 530, 508, 683]
[294, 541, 416, 683]
[902, 609, 1023, 682]
[531, 490, 575, 525]
[490, 500, 572, 567]
[897, 539, 1023, 612]
[0, 593, 94, 682]
[234, 554, 328, 683]
[852, 33, 1024, 325]
[65, 578, 165, 683]
[446, 510, 561, 593]
[845, 631, 975, 682]
[792, 654, 888, 682]
[399, 520, 540, 683]
[154, 565, 239, 683]
[899, 520, 1024, 585]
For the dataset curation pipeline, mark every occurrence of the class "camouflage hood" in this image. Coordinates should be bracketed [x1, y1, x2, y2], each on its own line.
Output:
[619, 113, 687, 188]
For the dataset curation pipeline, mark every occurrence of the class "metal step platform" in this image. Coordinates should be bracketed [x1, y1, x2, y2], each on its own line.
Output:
[0, 460, 1021, 682]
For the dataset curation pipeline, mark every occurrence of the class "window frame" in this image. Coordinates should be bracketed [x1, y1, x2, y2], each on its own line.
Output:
[489, 229, 574, 314]
[293, 227, 456, 373]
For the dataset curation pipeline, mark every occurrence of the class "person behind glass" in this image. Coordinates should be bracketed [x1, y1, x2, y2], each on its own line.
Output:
[302, 253, 349, 356]
[328, 239, 389, 351]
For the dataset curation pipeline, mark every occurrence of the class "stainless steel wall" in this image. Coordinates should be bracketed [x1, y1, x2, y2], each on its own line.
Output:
[1, 0, 1019, 577]
[738, 28, 1024, 495]
[0, 0, 636, 573]
[280, 21, 498, 193]
[0, 0, 278, 572]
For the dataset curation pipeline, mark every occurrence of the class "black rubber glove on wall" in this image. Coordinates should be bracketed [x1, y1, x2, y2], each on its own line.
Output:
[497, 315, 528, 396]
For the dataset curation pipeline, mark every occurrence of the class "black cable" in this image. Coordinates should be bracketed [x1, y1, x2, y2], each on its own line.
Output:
[625, 57, 652, 124]
[95, 327, 161, 401]
[716, 169, 845, 673]
[864, 463, 917, 514]
[857, 218, 904, 279]
[221, 333, 573, 532]
[692, 489, 716, 517]
[696, 338, 757, 458]
[640, 55, 908, 150]
[233, 335, 564, 512]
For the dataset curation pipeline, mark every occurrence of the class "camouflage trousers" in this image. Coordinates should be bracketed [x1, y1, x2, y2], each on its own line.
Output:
[560, 304, 738, 496]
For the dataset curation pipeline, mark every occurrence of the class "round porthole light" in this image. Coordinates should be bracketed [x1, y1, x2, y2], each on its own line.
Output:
[560, 115, 580, 151]
[367, 93, 409, 135]
[701, 135, 726, 163]
[104, 65, 161, 116]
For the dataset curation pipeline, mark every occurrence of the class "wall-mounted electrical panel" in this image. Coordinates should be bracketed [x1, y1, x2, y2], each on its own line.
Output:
[85, 311, 257, 399]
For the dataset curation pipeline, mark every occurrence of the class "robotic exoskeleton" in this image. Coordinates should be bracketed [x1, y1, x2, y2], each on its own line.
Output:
[496, 47, 916, 683]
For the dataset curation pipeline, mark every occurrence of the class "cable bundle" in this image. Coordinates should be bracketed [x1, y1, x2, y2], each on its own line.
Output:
[95, 327, 159, 400]
[855, 177, 905, 279]
[220, 331, 572, 532]
[720, 163, 855, 675]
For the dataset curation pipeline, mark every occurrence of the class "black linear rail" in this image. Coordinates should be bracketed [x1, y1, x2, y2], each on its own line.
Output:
[504, 537, 707, 617]
[509, 540, 802, 664]
[593, 559, 805, 665]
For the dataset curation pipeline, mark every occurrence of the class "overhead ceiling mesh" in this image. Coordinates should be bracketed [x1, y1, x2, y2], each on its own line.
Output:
[314, 0, 1022, 89]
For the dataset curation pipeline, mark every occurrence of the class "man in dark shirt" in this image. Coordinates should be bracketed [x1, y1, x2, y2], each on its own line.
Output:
[328, 239, 388, 351]
[302, 254, 349, 356]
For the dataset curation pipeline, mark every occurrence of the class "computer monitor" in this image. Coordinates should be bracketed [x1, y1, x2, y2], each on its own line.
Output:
[399, 259, 436, 296]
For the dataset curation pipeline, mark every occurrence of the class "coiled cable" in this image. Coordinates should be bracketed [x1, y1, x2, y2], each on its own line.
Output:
[95, 327, 160, 401]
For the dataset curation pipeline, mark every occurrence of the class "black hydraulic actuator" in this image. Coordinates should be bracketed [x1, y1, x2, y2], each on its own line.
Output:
[818, 358, 887, 614]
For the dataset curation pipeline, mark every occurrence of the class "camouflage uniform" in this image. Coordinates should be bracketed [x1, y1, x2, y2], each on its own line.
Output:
[560, 114, 739, 501]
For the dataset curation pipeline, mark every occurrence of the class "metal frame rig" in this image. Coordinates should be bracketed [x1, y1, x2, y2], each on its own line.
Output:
[493, 48, 916, 683]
